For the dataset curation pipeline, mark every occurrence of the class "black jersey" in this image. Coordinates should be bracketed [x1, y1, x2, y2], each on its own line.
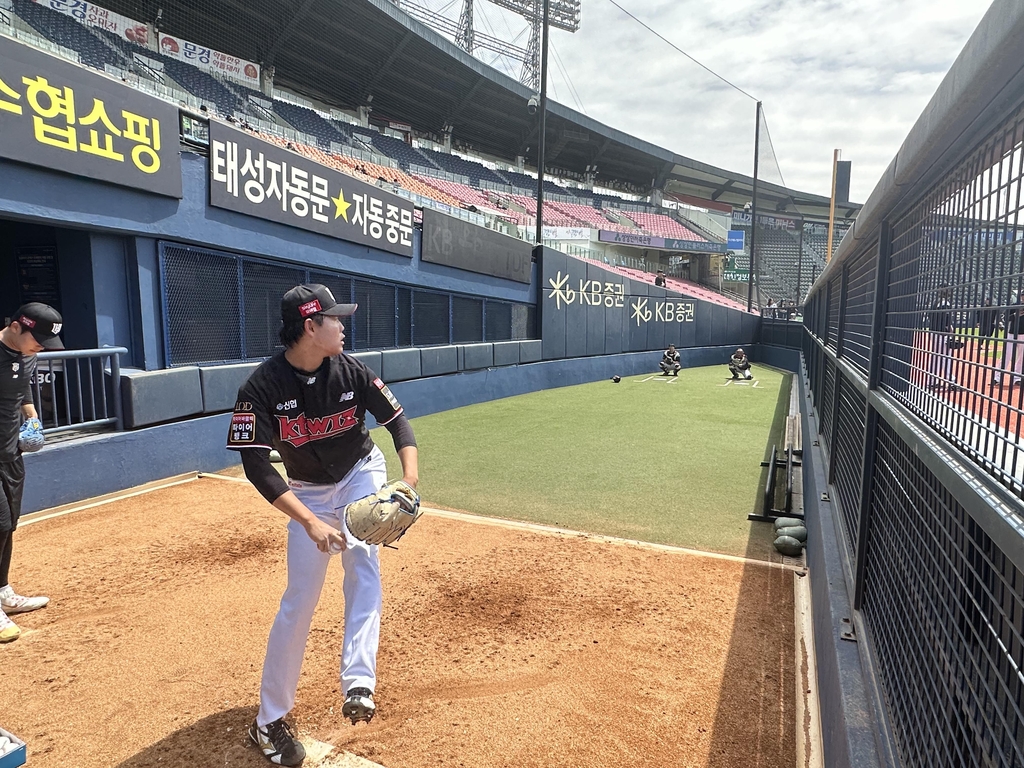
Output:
[226, 351, 404, 484]
[0, 342, 35, 463]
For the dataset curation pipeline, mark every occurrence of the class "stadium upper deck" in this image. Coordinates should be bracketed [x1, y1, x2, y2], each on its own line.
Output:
[34, 0, 860, 222]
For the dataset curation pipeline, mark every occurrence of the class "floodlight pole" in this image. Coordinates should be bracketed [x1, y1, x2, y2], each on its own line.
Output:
[746, 100, 761, 312]
[534, 0, 550, 244]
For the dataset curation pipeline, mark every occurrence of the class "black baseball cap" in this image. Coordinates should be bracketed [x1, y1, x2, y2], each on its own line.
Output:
[281, 284, 357, 324]
[14, 303, 64, 350]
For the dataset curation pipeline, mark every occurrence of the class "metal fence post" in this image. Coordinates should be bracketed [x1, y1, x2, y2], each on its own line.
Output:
[110, 350, 124, 431]
[854, 221, 892, 610]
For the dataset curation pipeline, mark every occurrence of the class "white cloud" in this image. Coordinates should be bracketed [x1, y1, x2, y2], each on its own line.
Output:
[422, 0, 992, 203]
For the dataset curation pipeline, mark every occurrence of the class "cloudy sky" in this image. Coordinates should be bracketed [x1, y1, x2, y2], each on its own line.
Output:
[416, 0, 991, 203]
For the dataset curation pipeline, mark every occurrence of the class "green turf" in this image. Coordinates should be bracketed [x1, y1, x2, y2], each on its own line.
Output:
[372, 365, 791, 559]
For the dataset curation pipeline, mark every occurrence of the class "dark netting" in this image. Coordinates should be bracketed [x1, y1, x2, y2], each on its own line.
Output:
[160, 242, 241, 365]
[396, 288, 412, 347]
[353, 280, 397, 350]
[832, 372, 866, 551]
[842, 248, 877, 376]
[485, 301, 513, 341]
[866, 420, 1024, 768]
[514, 304, 535, 340]
[413, 291, 450, 346]
[243, 260, 305, 359]
[452, 296, 483, 343]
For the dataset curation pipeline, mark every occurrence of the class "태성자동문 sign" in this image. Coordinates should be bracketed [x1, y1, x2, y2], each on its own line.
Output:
[0, 34, 182, 197]
[209, 122, 414, 257]
[598, 230, 727, 254]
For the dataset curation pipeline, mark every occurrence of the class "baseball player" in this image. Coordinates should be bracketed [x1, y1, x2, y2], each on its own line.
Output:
[729, 348, 753, 380]
[227, 284, 419, 767]
[659, 344, 681, 376]
[0, 303, 63, 643]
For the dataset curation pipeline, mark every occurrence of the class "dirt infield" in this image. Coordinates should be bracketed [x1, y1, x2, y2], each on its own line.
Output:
[0, 477, 795, 768]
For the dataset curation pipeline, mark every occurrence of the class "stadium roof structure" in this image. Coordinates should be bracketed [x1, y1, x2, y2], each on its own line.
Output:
[101, 0, 860, 220]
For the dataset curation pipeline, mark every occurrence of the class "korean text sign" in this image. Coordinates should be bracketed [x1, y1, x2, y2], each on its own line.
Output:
[209, 122, 414, 257]
[0, 34, 182, 197]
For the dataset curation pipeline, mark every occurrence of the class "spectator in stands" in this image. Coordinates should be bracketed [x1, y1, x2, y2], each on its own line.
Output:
[0, 303, 64, 642]
[654, 269, 667, 288]
[927, 286, 958, 390]
[729, 348, 753, 380]
[659, 345, 681, 376]
[994, 291, 1024, 387]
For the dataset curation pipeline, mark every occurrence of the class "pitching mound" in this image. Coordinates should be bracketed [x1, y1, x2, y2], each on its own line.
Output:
[0, 476, 795, 767]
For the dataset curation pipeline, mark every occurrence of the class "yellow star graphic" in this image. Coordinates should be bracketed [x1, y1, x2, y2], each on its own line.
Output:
[332, 189, 351, 221]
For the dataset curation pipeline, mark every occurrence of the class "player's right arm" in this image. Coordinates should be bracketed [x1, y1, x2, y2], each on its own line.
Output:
[227, 387, 345, 553]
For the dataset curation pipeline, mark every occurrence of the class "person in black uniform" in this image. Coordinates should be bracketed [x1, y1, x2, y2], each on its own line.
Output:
[654, 269, 667, 288]
[927, 286, 957, 389]
[659, 344, 681, 376]
[227, 284, 419, 767]
[0, 303, 63, 643]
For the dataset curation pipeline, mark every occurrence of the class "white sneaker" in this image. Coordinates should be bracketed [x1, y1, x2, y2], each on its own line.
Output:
[0, 611, 20, 643]
[0, 585, 49, 614]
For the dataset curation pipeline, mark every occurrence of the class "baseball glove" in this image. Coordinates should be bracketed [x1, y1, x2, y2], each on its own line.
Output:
[18, 418, 45, 453]
[344, 480, 422, 547]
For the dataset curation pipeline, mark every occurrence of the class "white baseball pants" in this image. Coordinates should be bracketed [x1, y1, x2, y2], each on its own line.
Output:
[256, 447, 387, 727]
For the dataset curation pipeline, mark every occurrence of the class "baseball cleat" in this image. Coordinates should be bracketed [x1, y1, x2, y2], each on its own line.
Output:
[343, 687, 376, 724]
[0, 585, 49, 614]
[249, 718, 305, 766]
[0, 612, 20, 643]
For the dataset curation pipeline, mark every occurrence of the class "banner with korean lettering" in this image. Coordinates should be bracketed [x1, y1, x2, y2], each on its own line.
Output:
[209, 122, 414, 257]
[157, 33, 260, 89]
[0, 35, 182, 197]
[31, 0, 150, 45]
[597, 230, 727, 254]
[539, 246, 698, 359]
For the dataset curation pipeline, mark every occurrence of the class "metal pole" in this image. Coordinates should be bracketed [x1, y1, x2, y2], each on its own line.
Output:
[796, 217, 804, 307]
[533, 0, 550, 245]
[746, 101, 761, 312]
[826, 148, 839, 261]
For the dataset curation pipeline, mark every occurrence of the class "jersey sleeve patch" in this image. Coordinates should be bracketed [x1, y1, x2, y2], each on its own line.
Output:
[373, 377, 401, 411]
[229, 412, 256, 444]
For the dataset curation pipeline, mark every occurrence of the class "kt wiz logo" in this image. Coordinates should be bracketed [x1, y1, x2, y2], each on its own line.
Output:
[276, 407, 358, 447]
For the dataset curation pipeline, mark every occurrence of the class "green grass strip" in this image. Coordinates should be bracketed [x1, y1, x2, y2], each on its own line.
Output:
[374, 364, 792, 559]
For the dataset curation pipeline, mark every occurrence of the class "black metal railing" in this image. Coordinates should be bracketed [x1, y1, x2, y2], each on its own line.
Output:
[800, 9, 1024, 765]
[32, 348, 126, 435]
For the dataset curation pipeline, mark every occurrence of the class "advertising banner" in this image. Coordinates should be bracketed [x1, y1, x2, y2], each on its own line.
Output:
[422, 208, 533, 283]
[722, 270, 750, 282]
[727, 230, 745, 252]
[209, 122, 414, 256]
[0, 34, 182, 197]
[157, 33, 260, 89]
[730, 211, 799, 230]
[598, 230, 727, 254]
[31, 0, 149, 45]
[542, 226, 591, 241]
